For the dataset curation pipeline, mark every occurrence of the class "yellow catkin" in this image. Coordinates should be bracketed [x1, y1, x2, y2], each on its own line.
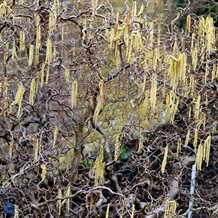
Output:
[142, 73, 147, 93]
[191, 44, 198, 71]
[35, 44, 40, 65]
[127, 35, 133, 63]
[138, 4, 144, 16]
[99, 81, 104, 109]
[114, 135, 120, 161]
[49, 11, 56, 34]
[9, 141, 13, 160]
[148, 22, 154, 48]
[150, 73, 157, 111]
[185, 15, 191, 36]
[182, 37, 186, 51]
[176, 138, 181, 157]
[11, 82, 25, 118]
[29, 78, 36, 105]
[34, 11, 40, 26]
[93, 100, 101, 124]
[54, 0, 60, 14]
[109, 28, 115, 49]
[105, 203, 111, 218]
[14, 205, 19, 218]
[204, 135, 211, 166]
[198, 17, 205, 38]
[164, 200, 177, 218]
[196, 143, 203, 170]
[133, 1, 137, 16]
[12, 40, 18, 60]
[153, 48, 158, 71]
[134, 31, 143, 52]
[71, 80, 78, 108]
[131, 204, 135, 218]
[35, 25, 41, 64]
[36, 25, 41, 46]
[45, 39, 53, 64]
[157, 25, 161, 54]
[189, 75, 195, 96]
[53, 126, 58, 148]
[19, 31, 25, 52]
[40, 164, 47, 182]
[66, 143, 75, 174]
[185, 129, 190, 146]
[124, 26, 129, 54]
[41, 63, 45, 87]
[91, 0, 98, 8]
[45, 65, 50, 84]
[194, 95, 201, 120]
[65, 185, 71, 212]
[61, 26, 64, 42]
[64, 69, 70, 85]
[93, 144, 105, 186]
[57, 188, 62, 215]
[180, 52, 187, 81]
[34, 139, 39, 162]
[137, 138, 143, 153]
[172, 38, 178, 53]
[205, 16, 215, 51]
[170, 97, 179, 124]
[193, 128, 198, 150]
[28, 44, 34, 66]
[161, 145, 169, 174]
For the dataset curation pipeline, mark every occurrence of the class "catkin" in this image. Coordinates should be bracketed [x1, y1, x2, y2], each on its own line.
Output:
[114, 135, 120, 161]
[53, 126, 58, 148]
[12, 40, 18, 60]
[196, 143, 203, 170]
[19, 31, 25, 52]
[11, 82, 25, 118]
[164, 200, 177, 218]
[161, 145, 169, 174]
[34, 139, 39, 162]
[185, 15, 191, 36]
[29, 78, 36, 105]
[45, 39, 53, 64]
[93, 144, 105, 186]
[28, 44, 34, 66]
[150, 73, 157, 111]
[71, 80, 78, 108]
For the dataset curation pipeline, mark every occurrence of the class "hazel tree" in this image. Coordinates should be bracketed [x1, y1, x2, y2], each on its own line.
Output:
[0, 0, 217, 217]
